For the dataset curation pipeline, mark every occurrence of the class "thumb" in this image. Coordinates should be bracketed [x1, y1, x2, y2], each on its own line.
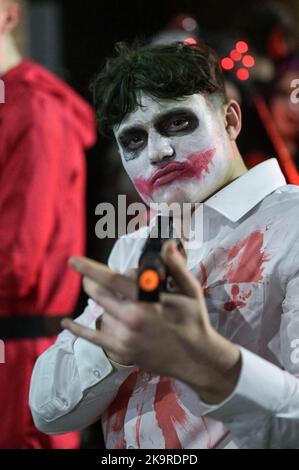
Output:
[161, 240, 201, 299]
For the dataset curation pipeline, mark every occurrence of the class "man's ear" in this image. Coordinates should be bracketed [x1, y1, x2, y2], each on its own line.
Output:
[3, 1, 19, 34]
[224, 100, 242, 141]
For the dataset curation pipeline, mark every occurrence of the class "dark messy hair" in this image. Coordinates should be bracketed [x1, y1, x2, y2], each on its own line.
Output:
[91, 41, 227, 137]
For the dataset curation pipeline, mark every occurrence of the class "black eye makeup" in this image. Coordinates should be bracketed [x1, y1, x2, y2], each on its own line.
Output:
[119, 128, 148, 160]
[156, 109, 199, 136]
[117, 108, 199, 162]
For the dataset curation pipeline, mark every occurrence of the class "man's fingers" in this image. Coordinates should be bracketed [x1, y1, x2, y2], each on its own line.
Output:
[61, 318, 121, 354]
[69, 256, 137, 300]
[160, 292, 208, 323]
[91, 294, 127, 323]
[161, 241, 201, 299]
[100, 312, 124, 335]
[125, 268, 137, 280]
[83, 277, 116, 302]
[158, 293, 187, 324]
[95, 294, 145, 331]
[78, 280, 143, 332]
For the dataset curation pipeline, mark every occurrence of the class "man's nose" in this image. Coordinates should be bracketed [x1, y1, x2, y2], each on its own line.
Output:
[148, 131, 175, 164]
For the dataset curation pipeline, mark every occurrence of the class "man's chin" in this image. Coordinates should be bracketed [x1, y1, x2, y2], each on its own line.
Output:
[152, 189, 188, 206]
[140, 181, 214, 207]
[149, 193, 199, 211]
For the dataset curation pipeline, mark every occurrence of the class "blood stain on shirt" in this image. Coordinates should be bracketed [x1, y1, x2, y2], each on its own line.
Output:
[154, 377, 188, 449]
[224, 230, 269, 283]
[107, 370, 139, 449]
[224, 284, 252, 311]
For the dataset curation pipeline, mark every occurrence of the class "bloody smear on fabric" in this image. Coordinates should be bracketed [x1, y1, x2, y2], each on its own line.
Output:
[154, 377, 188, 449]
[107, 371, 139, 449]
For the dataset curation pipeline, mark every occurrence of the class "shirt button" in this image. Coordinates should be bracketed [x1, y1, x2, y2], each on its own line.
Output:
[61, 398, 68, 407]
[141, 372, 150, 382]
[93, 370, 101, 378]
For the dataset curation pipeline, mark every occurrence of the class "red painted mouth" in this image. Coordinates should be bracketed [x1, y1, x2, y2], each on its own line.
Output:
[134, 147, 216, 199]
[150, 161, 187, 187]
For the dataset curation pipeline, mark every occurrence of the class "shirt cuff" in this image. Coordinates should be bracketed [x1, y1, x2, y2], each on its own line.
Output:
[109, 358, 136, 371]
[197, 346, 286, 421]
[73, 319, 136, 392]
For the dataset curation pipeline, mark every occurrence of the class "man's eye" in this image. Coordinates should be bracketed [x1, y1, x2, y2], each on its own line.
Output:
[168, 118, 189, 132]
[125, 135, 145, 150]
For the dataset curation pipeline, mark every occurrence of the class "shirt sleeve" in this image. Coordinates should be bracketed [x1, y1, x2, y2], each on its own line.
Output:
[198, 272, 299, 449]
[29, 239, 136, 435]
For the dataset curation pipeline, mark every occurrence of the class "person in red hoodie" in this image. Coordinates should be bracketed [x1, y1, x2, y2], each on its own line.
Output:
[0, 0, 96, 448]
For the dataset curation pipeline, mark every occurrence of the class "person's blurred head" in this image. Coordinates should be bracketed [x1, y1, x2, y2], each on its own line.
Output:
[242, 1, 296, 62]
[91, 42, 244, 206]
[269, 57, 299, 142]
[0, 0, 19, 38]
[0, 0, 21, 74]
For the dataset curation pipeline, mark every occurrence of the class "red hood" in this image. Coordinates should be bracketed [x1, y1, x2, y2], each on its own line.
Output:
[3, 60, 96, 148]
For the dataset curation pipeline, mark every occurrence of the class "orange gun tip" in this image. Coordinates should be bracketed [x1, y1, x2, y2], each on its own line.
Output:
[139, 269, 160, 292]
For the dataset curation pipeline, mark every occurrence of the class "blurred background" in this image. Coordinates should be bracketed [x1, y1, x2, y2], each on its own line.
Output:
[2, 0, 299, 449]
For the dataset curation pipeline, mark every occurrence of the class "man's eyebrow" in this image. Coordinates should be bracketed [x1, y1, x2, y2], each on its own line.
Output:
[118, 125, 146, 140]
[117, 107, 194, 138]
[154, 107, 194, 127]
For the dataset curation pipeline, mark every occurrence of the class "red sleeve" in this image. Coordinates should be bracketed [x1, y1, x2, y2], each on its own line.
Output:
[0, 95, 63, 298]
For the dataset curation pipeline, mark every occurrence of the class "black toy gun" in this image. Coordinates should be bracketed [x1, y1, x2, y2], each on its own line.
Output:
[137, 214, 185, 301]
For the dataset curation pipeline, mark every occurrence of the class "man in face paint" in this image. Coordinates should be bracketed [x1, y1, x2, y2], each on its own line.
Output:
[115, 92, 245, 206]
[30, 42, 299, 449]
[101, 43, 246, 208]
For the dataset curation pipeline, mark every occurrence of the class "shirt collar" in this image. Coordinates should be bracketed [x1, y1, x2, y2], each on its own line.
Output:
[204, 158, 286, 222]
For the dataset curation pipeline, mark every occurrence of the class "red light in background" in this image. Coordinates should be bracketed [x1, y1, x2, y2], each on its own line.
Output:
[236, 41, 248, 54]
[221, 41, 254, 79]
[221, 57, 234, 70]
[236, 68, 250, 81]
[242, 54, 255, 68]
[230, 49, 242, 61]
[184, 37, 197, 45]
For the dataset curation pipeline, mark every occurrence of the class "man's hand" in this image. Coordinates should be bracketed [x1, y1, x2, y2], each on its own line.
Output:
[62, 241, 241, 404]
[94, 268, 136, 365]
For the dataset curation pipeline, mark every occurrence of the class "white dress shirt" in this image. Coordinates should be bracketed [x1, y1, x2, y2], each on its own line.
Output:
[30, 159, 299, 449]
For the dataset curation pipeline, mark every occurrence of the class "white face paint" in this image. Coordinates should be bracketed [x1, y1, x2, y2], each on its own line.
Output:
[114, 93, 235, 206]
